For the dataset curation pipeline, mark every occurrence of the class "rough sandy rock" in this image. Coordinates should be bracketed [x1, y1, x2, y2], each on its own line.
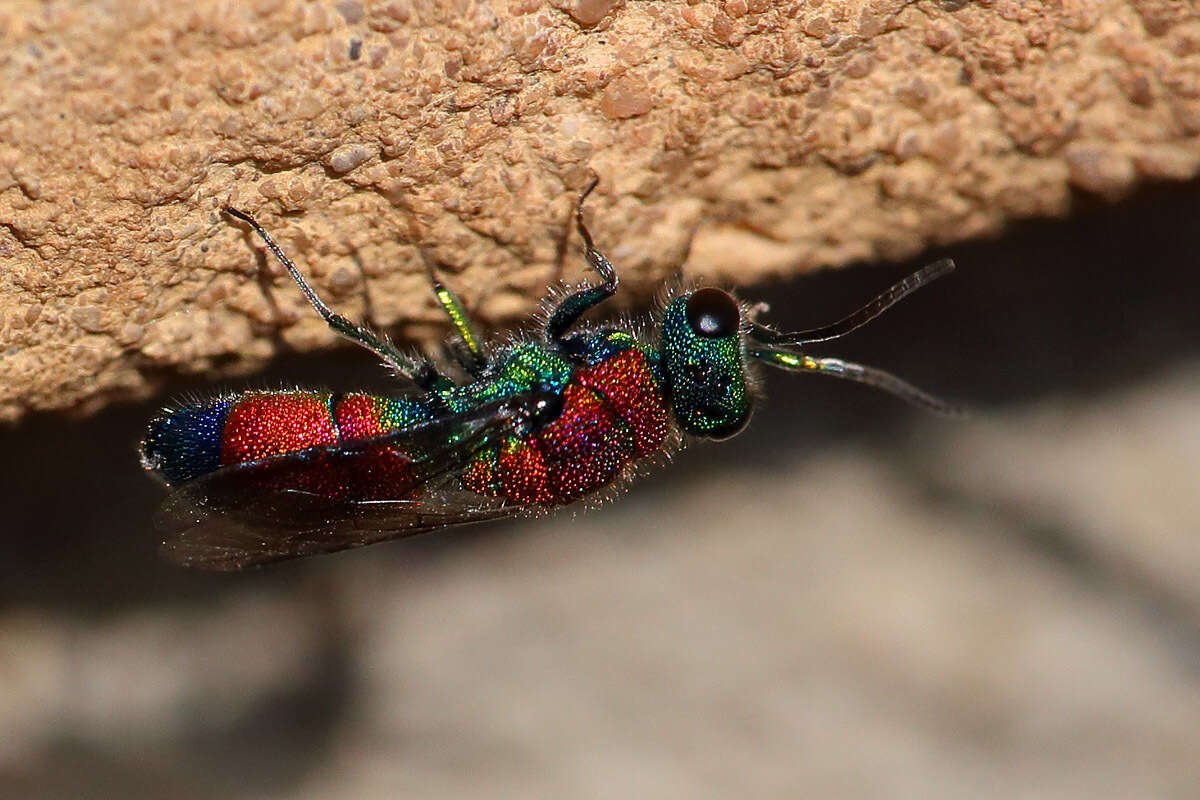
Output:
[1, 0, 1198, 420]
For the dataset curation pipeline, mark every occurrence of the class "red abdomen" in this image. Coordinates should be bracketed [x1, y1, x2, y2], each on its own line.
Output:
[215, 393, 437, 501]
[142, 391, 433, 499]
[462, 347, 670, 505]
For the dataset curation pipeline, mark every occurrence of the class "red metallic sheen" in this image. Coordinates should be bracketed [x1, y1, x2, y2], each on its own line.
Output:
[575, 348, 669, 456]
[466, 348, 669, 505]
[220, 393, 338, 466]
[335, 394, 386, 440]
[256, 442, 419, 502]
[498, 438, 554, 505]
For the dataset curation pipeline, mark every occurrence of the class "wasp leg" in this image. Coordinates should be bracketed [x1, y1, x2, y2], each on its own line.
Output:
[545, 178, 619, 350]
[224, 208, 447, 390]
[421, 252, 490, 378]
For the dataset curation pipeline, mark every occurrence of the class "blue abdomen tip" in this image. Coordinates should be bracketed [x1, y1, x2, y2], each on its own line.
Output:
[140, 399, 232, 484]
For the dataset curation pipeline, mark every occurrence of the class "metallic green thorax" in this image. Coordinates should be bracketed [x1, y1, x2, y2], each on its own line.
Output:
[659, 295, 752, 440]
[339, 334, 661, 444]
[450, 343, 575, 410]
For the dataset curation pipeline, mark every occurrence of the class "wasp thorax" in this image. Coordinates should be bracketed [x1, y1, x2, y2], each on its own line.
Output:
[661, 289, 752, 440]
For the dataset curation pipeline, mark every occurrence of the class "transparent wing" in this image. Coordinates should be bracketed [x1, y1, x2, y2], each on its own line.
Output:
[159, 484, 521, 570]
[155, 393, 546, 570]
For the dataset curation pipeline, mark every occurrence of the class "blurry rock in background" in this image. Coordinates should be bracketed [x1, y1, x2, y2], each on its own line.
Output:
[2, 184, 1200, 799]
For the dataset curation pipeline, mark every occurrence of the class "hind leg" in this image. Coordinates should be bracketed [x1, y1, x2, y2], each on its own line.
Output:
[224, 208, 448, 390]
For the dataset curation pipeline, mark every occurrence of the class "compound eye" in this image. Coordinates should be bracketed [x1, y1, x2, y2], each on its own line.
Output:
[685, 288, 740, 339]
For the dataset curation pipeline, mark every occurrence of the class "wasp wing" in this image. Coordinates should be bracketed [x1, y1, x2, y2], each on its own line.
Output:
[155, 392, 544, 570]
[158, 485, 522, 570]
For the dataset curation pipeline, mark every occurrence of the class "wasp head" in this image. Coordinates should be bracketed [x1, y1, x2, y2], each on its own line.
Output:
[660, 288, 753, 440]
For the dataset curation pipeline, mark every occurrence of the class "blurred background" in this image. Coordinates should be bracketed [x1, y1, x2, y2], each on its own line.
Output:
[2, 182, 1199, 799]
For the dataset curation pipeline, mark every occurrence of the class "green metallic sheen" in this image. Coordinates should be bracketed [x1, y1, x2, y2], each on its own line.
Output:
[373, 396, 437, 430]
[659, 296, 752, 440]
[447, 342, 576, 412]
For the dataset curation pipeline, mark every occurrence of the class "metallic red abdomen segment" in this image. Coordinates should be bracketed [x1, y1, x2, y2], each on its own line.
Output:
[215, 392, 421, 502]
[334, 394, 386, 440]
[255, 443, 419, 502]
[220, 393, 338, 466]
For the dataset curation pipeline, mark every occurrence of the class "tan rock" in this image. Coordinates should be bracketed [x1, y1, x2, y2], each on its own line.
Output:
[1, 0, 1199, 420]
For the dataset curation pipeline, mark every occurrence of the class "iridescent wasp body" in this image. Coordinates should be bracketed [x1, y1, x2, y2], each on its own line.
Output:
[141, 182, 958, 569]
